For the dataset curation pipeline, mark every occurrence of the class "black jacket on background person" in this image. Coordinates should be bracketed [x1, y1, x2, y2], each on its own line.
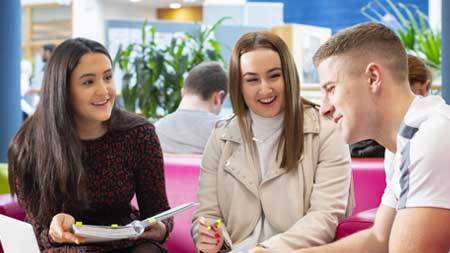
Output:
[350, 139, 385, 158]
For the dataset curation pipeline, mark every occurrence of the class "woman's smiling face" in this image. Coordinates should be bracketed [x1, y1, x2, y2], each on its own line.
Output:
[240, 48, 285, 118]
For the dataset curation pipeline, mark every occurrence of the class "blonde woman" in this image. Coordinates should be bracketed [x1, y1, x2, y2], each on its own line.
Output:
[192, 31, 353, 252]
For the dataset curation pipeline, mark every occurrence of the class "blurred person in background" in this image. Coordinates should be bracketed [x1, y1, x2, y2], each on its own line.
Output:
[22, 44, 56, 118]
[155, 61, 228, 154]
[407, 54, 432, 97]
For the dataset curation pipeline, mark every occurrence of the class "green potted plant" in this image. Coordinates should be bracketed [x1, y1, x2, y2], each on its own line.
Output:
[114, 17, 229, 120]
[361, 0, 441, 76]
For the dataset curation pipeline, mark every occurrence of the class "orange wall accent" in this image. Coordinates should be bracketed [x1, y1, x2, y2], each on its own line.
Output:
[157, 7, 202, 22]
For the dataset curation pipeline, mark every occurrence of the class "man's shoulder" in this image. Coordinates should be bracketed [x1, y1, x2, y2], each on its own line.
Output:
[405, 96, 450, 126]
[411, 112, 450, 152]
[435, 102, 450, 122]
[404, 100, 450, 176]
[157, 110, 213, 126]
[414, 100, 450, 139]
[422, 96, 450, 122]
[167, 109, 221, 120]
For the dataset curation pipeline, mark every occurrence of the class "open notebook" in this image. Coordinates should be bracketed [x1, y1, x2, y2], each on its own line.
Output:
[72, 202, 199, 243]
[0, 214, 40, 253]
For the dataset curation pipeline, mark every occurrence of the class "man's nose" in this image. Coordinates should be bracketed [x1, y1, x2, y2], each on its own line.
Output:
[320, 99, 334, 118]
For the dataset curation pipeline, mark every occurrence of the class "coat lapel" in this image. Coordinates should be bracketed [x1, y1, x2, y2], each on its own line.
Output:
[223, 146, 259, 197]
[220, 117, 260, 197]
[219, 106, 320, 196]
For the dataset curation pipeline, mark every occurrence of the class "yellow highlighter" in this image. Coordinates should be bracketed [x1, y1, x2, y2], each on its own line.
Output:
[207, 219, 222, 231]
[147, 217, 157, 223]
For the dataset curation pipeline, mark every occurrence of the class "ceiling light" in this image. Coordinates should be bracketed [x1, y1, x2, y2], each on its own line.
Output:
[169, 3, 182, 9]
[130, 0, 142, 2]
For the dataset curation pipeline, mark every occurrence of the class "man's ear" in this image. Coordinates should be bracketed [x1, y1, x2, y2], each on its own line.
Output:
[215, 90, 226, 105]
[365, 63, 382, 93]
[209, 90, 226, 115]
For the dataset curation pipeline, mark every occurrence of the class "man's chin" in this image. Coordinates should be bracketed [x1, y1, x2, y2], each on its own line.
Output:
[347, 136, 368, 145]
[343, 132, 362, 145]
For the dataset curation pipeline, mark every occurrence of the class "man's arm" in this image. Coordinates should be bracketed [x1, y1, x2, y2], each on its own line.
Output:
[298, 205, 396, 253]
[389, 207, 450, 253]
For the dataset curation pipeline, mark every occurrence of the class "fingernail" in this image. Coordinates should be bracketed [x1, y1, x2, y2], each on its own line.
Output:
[207, 225, 212, 230]
[214, 233, 220, 238]
[213, 224, 218, 229]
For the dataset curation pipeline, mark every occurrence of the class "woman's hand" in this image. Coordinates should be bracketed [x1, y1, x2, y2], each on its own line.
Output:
[49, 213, 85, 244]
[132, 221, 167, 242]
[196, 216, 224, 253]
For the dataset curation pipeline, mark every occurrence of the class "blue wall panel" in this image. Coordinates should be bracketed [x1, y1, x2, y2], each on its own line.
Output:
[249, 0, 428, 33]
[0, 1, 22, 162]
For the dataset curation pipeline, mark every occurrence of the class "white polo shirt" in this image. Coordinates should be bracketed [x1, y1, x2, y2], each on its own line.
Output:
[382, 96, 450, 210]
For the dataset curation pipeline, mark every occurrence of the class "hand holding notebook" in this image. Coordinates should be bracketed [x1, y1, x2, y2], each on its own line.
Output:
[72, 202, 198, 243]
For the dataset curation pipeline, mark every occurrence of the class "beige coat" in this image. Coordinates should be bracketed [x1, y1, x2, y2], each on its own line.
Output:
[192, 106, 354, 251]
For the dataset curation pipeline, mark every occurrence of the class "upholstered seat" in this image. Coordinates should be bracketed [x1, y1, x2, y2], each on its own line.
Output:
[0, 157, 385, 252]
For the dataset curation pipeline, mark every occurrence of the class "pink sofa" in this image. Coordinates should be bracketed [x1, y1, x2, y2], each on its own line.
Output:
[336, 158, 385, 240]
[159, 154, 201, 253]
[349, 159, 385, 214]
[0, 156, 384, 252]
[0, 194, 25, 221]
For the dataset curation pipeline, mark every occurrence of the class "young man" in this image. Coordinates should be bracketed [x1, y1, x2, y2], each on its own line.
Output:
[254, 22, 450, 253]
[155, 61, 228, 154]
[42, 43, 56, 64]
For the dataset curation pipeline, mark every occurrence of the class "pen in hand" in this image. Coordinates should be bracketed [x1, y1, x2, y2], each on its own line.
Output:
[197, 217, 224, 253]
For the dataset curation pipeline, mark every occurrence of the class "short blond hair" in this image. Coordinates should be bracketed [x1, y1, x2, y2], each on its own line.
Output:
[313, 22, 408, 82]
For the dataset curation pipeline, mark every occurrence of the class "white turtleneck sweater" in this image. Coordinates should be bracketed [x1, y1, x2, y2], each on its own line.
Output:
[242, 110, 284, 248]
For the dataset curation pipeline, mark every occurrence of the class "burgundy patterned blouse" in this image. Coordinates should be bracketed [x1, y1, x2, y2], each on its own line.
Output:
[20, 124, 173, 252]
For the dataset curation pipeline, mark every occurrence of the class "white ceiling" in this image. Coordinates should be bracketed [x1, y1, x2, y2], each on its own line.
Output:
[106, 0, 205, 9]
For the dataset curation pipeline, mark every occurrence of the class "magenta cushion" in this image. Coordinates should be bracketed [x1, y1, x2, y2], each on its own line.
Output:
[334, 159, 385, 241]
[0, 157, 385, 251]
[335, 208, 377, 240]
[351, 159, 386, 214]
[0, 194, 25, 220]
[130, 154, 201, 253]
[162, 154, 201, 253]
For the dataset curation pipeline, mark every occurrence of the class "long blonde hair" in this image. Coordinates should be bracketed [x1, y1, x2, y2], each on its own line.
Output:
[229, 31, 305, 170]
